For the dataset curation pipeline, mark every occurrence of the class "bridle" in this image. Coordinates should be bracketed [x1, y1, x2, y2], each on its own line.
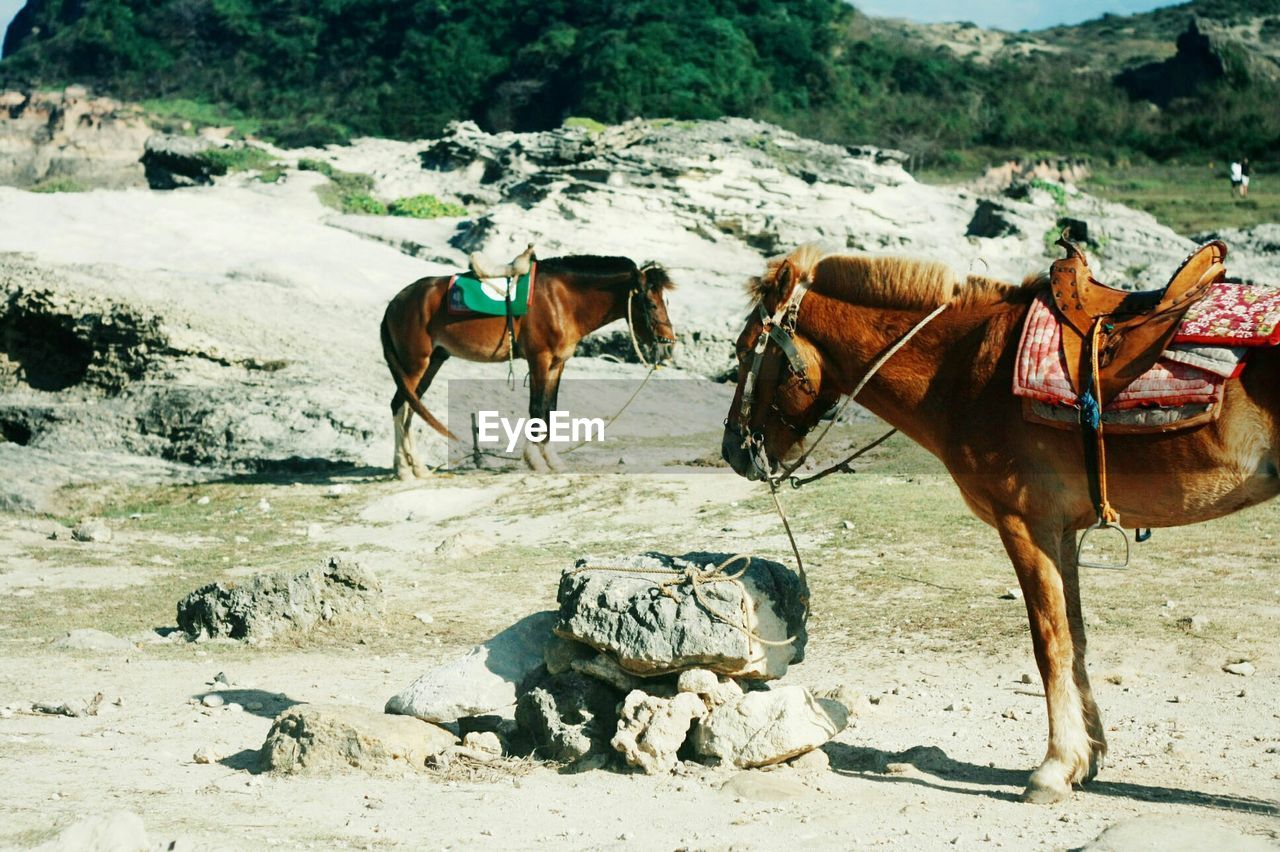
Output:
[728, 269, 950, 489]
[627, 262, 677, 367]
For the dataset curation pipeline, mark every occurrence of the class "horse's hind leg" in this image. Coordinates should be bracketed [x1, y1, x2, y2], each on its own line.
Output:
[1059, 530, 1107, 779]
[400, 348, 451, 479]
[996, 514, 1093, 803]
[391, 391, 416, 481]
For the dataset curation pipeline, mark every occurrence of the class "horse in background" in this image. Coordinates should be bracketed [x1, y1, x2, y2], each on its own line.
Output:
[381, 254, 676, 477]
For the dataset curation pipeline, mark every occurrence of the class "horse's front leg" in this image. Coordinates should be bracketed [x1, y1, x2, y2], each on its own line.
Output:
[996, 514, 1094, 803]
[1058, 530, 1107, 779]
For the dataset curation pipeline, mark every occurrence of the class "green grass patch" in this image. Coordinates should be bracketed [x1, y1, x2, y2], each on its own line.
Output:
[387, 194, 466, 219]
[141, 98, 263, 139]
[196, 146, 277, 174]
[28, 176, 90, 193]
[1083, 162, 1280, 236]
[299, 159, 387, 215]
[563, 116, 607, 133]
[255, 163, 288, 184]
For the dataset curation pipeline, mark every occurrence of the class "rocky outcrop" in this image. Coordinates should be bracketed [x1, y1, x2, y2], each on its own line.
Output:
[0, 88, 150, 189]
[177, 556, 384, 640]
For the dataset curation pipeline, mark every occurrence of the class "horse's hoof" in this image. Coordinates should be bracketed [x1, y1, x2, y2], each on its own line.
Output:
[1022, 771, 1072, 804]
[412, 465, 431, 479]
[395, 467, 416, 482]
[541, 445, 566, 472]
[523, 443, 550, 473]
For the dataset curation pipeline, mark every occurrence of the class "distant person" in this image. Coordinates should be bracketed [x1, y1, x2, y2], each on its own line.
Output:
[1230, 160, 1243, 195]
[1241, 158, 1251, 198]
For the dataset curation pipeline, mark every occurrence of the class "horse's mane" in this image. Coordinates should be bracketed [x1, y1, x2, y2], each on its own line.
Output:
[537, 255, 675, 290]
[747, 244, 1045, 311]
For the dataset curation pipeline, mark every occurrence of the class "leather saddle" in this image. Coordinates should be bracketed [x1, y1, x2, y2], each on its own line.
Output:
[469, 243, 535, 280]
[1051, 238, 1226, 404]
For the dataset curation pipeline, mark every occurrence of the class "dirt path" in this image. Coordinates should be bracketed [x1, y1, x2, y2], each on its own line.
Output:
[1, 469, 1277, 849]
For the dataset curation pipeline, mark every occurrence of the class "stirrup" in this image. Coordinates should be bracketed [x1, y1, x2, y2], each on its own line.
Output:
[1077, 517, 1130, 570]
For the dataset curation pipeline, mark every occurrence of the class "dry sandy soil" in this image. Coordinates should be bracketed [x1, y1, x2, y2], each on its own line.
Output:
[0, 437, 1277, 850]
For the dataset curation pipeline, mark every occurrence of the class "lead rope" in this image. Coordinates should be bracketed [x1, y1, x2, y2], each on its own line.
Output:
[776, 302, 950, 485]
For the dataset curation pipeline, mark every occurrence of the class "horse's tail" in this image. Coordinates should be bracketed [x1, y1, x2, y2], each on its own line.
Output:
[380, 309, 457, 440]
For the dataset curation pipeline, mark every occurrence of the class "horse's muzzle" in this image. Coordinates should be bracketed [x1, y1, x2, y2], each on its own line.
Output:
[647, 339, 676, 365]
[721, 427, 763, 481]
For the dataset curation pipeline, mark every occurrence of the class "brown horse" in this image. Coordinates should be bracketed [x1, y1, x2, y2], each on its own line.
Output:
[381, 255, 676, 477]
[721, 244, 1280, 803]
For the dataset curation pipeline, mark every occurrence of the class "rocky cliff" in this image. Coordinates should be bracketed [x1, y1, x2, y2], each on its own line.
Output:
[0, 87, 151, 189]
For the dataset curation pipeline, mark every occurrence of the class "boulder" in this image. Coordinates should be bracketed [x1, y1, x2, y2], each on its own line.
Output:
[555, 552, 807, 680]
[176, 555, 383, 641]
[260, 703, 456, 775]
[514, 671, 621, 764]
[33, 811, 150, 852]
[140, 134, 224, 189]
[691, 685, 847, 768]
[611, 690, 707, 775]
[1081, 814, 1277, 852]
[385, 611, 557, 723]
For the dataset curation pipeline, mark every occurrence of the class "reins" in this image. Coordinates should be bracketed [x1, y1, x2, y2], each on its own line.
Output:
[772, 301, 950, 488]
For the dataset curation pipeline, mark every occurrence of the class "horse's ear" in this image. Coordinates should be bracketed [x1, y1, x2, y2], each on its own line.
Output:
[640, 262, 672, 291]
[777, 262, 793, 292]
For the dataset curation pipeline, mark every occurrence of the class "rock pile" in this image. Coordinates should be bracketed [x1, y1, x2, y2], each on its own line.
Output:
[177, 555, 384, 641]
[384, 552, 845, 775]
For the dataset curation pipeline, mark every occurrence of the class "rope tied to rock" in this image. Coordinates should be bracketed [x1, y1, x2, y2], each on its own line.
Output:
[570, 553, 798, 659]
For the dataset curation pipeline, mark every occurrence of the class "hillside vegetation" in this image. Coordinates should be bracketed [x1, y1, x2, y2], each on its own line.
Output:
[3, 0, 1280, 163]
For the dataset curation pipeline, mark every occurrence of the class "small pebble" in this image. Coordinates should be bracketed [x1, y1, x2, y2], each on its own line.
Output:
[1000, 588, 1022, 600]
[1019, 673, 1033, 684]
[1223, 661, 1256, 677]
[247, 702, 264, 711]
[257, 498, 271, 513]
[192, 745, 221, 764]
[414, 612, 434, 625]
[201, 694, 225, 708]
[197, 496, 210, 505]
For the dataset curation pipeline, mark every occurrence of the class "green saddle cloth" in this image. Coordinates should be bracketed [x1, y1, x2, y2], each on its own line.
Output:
[447, 268, 534, 317]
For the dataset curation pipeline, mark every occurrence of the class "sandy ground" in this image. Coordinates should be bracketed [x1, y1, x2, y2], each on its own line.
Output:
[0, 457, 1277, 851]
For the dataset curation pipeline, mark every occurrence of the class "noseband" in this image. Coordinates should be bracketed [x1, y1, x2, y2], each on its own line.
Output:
[728, 278, 814, 482]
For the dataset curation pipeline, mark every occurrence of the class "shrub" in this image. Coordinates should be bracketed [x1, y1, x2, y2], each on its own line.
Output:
[388, 194, 466, 219]
[300, 160, 386, 214]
